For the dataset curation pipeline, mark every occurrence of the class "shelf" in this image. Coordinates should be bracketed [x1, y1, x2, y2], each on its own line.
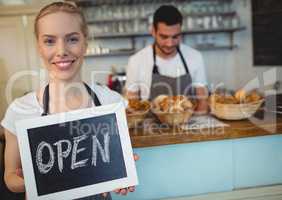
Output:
[85, 44, 238, 58]
[77, 0, 233, 7]
[90, 31, 149, 39]
[87, 17, 148, 24]
[196, 45, 238, 51]
[90, 26, 246, 39]
[76, 0, 182, 7]
[86, 12, 236, 24]
[183, 11, 237, 17]
[85, 49, 136, 57]
[184, 26, 246, 34]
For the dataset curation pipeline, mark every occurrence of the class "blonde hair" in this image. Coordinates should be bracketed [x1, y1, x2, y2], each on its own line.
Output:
[34, 1, 88, 39]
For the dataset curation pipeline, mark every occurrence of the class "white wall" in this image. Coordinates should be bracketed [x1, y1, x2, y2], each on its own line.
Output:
[82, 0, 281, 93]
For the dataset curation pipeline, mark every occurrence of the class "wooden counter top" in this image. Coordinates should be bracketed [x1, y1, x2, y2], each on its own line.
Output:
[0, 115, 281, 147]
[129, 115, 282, 148]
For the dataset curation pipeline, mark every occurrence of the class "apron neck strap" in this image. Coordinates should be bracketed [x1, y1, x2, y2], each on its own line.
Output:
[41, 84, 49, 116]
[152, 44, 159, 74]
[177, 46, 189, 74]
[83, 83, 101, 107]
[41, 83, 101, 116]
[152, 44, 189, 74]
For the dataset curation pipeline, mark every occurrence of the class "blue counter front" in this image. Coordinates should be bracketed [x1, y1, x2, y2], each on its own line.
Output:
[113, 134, 282, 200]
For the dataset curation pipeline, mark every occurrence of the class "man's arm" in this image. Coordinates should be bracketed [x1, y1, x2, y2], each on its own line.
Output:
[194, 86, 209, 115]
[124, 54, 142, 100]
[124, 90, 140, 100]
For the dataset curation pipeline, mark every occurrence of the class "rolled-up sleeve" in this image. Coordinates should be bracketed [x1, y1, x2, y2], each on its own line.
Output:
[193, 53, 207, 87]
[125, 56, 140, 92]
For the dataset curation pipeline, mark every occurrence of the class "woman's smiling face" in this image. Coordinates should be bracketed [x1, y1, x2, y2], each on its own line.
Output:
[37, 11, 87, 82]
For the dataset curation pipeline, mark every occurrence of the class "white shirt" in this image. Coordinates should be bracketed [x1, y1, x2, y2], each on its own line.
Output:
[1, 84, 125, 136]
[125, 44, 207, 100]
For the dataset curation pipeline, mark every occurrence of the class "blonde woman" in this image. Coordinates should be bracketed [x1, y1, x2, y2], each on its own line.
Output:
[1, 2, 137, 199]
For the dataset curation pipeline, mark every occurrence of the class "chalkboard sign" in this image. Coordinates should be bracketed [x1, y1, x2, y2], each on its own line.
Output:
[252, 0, 282, 66]
[16, 103, 138, 200]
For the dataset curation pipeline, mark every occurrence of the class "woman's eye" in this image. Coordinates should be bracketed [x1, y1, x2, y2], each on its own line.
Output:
[68, 37, 79, 44]
[43, 38, 55, 46]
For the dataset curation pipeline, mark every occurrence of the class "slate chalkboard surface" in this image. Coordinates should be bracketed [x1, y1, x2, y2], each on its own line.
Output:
[252, 0, 282, 66]
[27, 113, 127, 196]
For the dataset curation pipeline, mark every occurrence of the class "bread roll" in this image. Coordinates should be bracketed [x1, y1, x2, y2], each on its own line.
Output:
[235, 89, 246, 102]
[153, 95, 193, 112]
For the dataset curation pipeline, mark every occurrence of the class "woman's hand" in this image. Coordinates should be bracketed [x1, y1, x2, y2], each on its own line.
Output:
[16, 168, 24, 179]
[103, 154, 139, 197]
[4, 130, 26, 193]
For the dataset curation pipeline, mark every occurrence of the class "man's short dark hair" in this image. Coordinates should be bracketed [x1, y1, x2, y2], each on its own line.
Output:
[153, 5, 183, 29]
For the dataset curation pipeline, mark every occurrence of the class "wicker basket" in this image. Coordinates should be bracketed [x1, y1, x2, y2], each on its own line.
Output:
[152, 108, 194, 126]
[210, 99, 264, 120]
[126, 109, 150, 128]
[126, 100, 151, 128]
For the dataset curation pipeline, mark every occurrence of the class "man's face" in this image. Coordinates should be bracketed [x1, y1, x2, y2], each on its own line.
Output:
[153, 22, 182, 57]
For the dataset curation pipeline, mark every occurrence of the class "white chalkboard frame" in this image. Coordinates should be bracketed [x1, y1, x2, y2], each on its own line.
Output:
[16, 102, 138, 200]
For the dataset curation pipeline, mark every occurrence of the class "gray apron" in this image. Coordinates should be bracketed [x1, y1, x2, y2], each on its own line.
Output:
[150, 45, 193, 100]
[42, 83, 112, 200]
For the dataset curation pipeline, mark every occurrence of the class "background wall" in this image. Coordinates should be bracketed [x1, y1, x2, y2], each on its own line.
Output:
[0, 0, 281, 118]
[82, 0, 282, 94]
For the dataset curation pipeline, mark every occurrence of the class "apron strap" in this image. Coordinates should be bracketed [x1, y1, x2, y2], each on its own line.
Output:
[83, 83, 102, 106]
[41, 83, 101, 116]
[152, 44, 159, 74]
[176, 46, 189, 74]
[41, 84, 49, 116]
[152, 45, 190, 75]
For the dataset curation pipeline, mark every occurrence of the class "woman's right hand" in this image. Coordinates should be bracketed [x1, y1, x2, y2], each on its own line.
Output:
[4, 129, 25, 193]
[15, 168, 24, 179]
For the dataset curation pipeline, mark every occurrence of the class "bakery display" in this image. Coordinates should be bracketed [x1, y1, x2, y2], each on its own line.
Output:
[210, 89, 264, 120]
[151, 95, 194, 126]
[152, 95, 193, 113]
[126, 99, 150, 128]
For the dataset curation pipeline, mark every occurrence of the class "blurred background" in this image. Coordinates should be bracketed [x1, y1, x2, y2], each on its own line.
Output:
[0, 0, 281, 119]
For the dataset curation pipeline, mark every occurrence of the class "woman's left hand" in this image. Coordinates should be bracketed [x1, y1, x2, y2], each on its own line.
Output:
[106, 154, 139, 197]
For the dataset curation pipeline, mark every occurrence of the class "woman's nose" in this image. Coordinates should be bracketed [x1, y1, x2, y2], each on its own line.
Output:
[56, 40, 68, 57]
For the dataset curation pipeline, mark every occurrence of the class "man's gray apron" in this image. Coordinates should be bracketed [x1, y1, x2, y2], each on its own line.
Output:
[149, 45, 193, 100]
[42, 83, 112, 200]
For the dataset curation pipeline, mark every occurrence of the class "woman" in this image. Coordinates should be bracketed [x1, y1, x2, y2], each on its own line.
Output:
[1, 2, 136, 199]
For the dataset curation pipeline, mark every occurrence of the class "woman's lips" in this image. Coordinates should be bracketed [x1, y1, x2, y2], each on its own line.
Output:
[53, 60, 75, 70]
